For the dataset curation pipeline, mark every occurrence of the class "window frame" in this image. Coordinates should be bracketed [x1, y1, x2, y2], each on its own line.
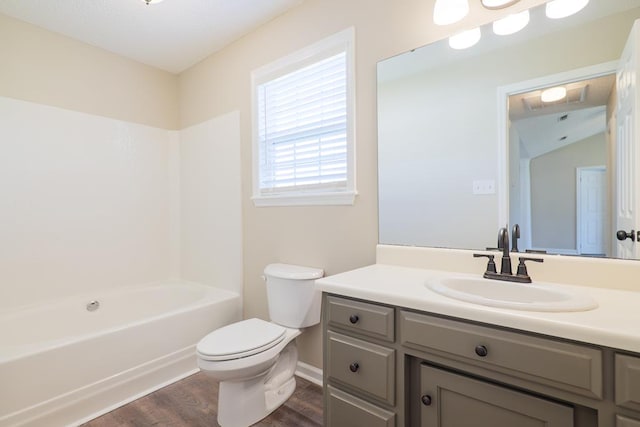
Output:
[251, 27, 356, 207]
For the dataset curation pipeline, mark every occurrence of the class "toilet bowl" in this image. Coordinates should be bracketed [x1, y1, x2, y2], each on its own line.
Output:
[197, 263, 323, 427]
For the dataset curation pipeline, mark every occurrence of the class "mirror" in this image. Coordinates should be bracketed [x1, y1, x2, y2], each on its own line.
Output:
[377, 0, 640, 258]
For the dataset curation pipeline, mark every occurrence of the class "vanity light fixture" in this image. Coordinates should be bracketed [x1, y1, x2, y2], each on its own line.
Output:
[481, 0, 520, 9]
[545, 0, 589, 19]
[541, 86, 567, 103]
[493, 9, 530, 35]
[449, 27, 482, 50]
[433, 0, 470, 25]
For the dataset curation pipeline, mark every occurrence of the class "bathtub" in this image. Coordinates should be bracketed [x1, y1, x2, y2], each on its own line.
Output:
[0, 281, 241, 427]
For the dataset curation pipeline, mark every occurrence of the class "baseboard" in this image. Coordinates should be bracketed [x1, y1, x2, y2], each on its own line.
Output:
[295, 361, 323, 386]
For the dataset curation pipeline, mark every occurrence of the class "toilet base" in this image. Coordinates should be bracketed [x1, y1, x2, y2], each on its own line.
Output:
[217, 342, 299, 427]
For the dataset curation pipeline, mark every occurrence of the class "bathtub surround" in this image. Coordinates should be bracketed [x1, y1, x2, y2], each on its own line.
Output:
[180, 112, 243, 295]
[0, 97, 242, 308]
[0, 97, 179, 308]
[0, 96, 242, 425]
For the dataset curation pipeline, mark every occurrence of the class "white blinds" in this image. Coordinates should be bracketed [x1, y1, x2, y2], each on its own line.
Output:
[257, 52, 348, 193]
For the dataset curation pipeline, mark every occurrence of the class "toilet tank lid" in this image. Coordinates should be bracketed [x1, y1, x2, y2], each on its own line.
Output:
[264, 263, 324, 280]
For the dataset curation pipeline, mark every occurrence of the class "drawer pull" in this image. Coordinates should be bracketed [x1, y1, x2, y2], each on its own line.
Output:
[349, 362, 360, 373]
[349, 314, 359, 324]
[475, 345, 488, 357]
[421, 395, 432, 406]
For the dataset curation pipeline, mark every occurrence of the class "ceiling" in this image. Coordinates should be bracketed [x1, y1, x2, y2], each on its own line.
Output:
[510, 74, 616, 159]
[0, 0, 303, 74]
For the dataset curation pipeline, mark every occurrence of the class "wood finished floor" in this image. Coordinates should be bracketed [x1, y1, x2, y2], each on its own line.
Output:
[82, 372, 323, 427]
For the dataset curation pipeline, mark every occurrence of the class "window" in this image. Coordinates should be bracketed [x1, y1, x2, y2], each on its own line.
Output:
[252, 28, 356, 206]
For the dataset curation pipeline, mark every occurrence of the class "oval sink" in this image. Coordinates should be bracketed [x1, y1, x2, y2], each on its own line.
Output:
[426, 276, 598, 312]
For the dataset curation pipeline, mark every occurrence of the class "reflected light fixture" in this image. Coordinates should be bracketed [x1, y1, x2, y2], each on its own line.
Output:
[541, 86, 567, 103]
[142, 0, 164, 4]
[493, 9, 530, 35]
[545, 0, 589, 19]
[449, 27, 481, 50]
[434, 0, 470, 26]
[481, 0, 520, 9]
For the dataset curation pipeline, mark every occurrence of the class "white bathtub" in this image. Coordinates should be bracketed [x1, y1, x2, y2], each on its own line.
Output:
[0, 281, 241, 427]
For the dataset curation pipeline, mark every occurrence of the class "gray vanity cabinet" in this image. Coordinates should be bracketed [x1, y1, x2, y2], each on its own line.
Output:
[324, 295, 398, 426]
[617, 415, 640, 427]
[616, 354, 640, 411]
[322, 293, 640, 427]
[419, 364, 574, 426]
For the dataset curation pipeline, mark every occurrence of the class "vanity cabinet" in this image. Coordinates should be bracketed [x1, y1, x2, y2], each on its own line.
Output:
[324, 295, 398, 426]
[401, 310, 603, 399]
[419, 363, 573, 426]
[322, 293, 640, 427]
[616, 354, 640, 411]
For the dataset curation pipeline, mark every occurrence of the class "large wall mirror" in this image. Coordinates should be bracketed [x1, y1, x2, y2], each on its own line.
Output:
[378, 0, 640, 259]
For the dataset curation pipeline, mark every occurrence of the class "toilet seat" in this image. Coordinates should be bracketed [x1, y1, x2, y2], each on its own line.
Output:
[197, 318, 286, 361]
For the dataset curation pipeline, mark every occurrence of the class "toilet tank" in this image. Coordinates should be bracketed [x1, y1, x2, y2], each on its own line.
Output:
[264, 263, 324, 328]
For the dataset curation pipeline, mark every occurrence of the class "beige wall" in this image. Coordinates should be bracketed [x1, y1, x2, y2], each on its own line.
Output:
[178, 0, 547, 368]
[0, 13, 179, 130]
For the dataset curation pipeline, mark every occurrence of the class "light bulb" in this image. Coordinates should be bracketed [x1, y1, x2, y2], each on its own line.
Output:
[545, 0, 589, 19]
[449, 27, 481, 50]
[481, 0, 520, 9]
[493, 10, 530, 35]
[541, 86, 567, 102]
[434, 0, 470, 26]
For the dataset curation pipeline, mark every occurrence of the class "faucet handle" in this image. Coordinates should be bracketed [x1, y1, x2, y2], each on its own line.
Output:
[473, 253, 497, 274]
[516, 257, 544, 279]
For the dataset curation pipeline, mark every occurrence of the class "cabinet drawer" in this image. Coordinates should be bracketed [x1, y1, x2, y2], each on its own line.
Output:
[326, 296, 394, 342]
[326, 330, 395, 405]
[617, 415, 640, 427]
[327, 385, 395, 427]
[401, 310, 603, 399]
[615, 353, 640, 411]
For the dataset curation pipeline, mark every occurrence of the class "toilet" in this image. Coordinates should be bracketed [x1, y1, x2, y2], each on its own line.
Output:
[196, 263, 324, 427]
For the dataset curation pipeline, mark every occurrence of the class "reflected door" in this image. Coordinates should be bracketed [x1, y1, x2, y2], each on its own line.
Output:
[578, 167, 606, 255]
[615, 20, 640, 259]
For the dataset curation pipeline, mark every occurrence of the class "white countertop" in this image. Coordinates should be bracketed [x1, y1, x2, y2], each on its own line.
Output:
[316, 264, 640, 353]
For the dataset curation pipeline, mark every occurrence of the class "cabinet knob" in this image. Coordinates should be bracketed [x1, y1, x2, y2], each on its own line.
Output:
[421, 395, 432, 406]
[475, 345, 488, 357]
[349, 314, 359, 324]
[349, 362, 359, 373]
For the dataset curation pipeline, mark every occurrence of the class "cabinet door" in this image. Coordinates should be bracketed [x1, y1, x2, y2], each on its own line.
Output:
[616, 354, 640, 411]
[420, 364, 573, 427]
[618, 415, 640, 427]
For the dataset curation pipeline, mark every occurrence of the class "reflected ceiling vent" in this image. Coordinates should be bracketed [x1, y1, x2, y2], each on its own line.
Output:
[522, 83, 588, 111]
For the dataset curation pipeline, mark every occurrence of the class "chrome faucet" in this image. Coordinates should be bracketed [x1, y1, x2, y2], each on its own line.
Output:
[473, 226, 543, 283]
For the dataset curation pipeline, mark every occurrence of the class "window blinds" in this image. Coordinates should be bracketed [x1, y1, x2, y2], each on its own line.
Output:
[257, 52, 348, 193]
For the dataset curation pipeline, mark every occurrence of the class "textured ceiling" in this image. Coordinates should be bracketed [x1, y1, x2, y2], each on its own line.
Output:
[0, 0, 303, 74]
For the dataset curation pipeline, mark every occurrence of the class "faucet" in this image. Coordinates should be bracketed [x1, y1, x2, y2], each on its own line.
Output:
[474, 226, 543, 283]
[512, 224, 520, 252]
[497, 227, 512, 275]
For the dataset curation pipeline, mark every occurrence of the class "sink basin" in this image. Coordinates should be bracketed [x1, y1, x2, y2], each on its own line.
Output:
[426, 276, 598, 312]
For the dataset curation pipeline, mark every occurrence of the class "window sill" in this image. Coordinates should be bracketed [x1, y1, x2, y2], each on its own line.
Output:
[252, 191, 357, 207]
